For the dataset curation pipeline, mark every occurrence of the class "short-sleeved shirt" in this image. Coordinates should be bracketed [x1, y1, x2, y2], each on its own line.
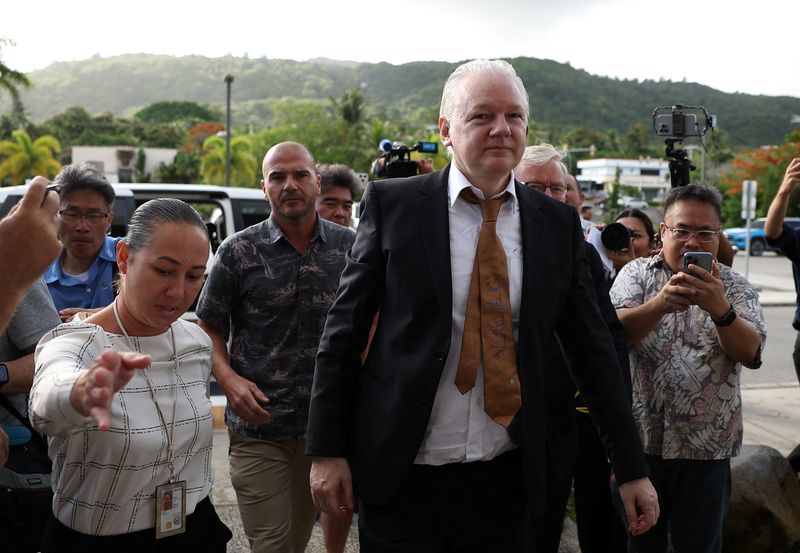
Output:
[766, 222, 800, 330]
[609, 254, 766, 460]
[0, 278, 61, 424]
[196, 215, 355, 442]
[44, 235, 122, 312]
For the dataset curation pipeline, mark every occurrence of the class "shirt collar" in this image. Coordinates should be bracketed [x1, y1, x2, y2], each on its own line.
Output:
[447, 163, 518, 208]
[265, 214, 324, 244]
[97, 235, 119, 262]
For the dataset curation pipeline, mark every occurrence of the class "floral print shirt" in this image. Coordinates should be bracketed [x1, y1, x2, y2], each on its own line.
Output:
[196, 215, 355, 441]
[609, 254, 766, 460]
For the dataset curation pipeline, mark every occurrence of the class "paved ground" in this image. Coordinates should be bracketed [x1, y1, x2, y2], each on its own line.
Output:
[209, 260, 800, 552]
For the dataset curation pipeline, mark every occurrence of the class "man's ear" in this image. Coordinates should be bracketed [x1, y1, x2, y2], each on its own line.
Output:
[116, 240, 129, 273]
[439, 116, 452, 148]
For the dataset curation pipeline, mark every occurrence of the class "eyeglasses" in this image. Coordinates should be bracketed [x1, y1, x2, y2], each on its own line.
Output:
[663, 224, 720, 243]
[521, 182, 567, 195]
[59, 210, 109, 225]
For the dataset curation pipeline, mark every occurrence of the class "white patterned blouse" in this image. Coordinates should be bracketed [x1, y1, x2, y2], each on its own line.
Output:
[30, 319, 215, 535]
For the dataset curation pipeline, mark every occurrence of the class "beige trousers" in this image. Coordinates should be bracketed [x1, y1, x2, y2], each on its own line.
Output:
[229, 433, 317, 553]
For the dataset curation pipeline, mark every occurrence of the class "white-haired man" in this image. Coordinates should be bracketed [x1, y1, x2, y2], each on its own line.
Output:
[307, 60, 658, 552]
[516, 144, 631, 553]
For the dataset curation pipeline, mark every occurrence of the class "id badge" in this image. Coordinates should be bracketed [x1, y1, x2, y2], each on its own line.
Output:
[155, 480, 187, 538]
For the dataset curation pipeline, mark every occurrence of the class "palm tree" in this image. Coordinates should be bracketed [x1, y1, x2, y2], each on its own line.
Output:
[0, 129, 62, 185]
[200, 135, 258, 187]
[0, 39, 31, 100]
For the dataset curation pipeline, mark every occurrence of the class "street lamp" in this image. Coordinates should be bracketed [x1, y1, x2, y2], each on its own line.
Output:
[224, 74, 234, 187]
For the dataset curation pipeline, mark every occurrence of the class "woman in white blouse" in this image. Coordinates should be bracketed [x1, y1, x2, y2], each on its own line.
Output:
[30, 198, 231, 552]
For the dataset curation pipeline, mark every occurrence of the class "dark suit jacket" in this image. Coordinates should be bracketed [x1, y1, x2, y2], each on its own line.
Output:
[306, 165, 647, 516]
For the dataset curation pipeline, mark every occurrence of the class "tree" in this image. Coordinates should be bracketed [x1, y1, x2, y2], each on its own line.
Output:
[158, 151, 201, 184]
[200, 135, 258, 187]
[717, 131, 800, 227]
[330, 89, 365, 127]
[0, 39, 31, 101]
[621, 123, 654, 158]
[0, 129, 61, 185]
[135, 101, 220, 124]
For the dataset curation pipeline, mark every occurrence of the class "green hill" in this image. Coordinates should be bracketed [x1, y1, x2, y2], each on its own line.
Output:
[3, 54, 799, 148]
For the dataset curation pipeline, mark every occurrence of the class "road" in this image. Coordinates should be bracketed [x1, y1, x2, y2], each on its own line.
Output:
[729, 251, 798, 387]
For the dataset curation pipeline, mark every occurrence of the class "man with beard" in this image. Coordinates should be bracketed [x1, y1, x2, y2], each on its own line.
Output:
[197, 142, 355, 553]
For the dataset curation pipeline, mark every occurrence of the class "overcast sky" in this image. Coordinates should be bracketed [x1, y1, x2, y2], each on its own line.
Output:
[3, 0, 798, 97]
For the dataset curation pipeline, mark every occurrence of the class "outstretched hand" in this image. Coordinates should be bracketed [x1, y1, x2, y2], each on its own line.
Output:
[70, 349, 152, 431]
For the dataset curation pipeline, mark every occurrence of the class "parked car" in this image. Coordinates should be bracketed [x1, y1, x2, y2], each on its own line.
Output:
[0, 183, 270, 316]
[0, 182, 270, 251]
[620, 196, 649, 210]
[723, 217, 800, 256]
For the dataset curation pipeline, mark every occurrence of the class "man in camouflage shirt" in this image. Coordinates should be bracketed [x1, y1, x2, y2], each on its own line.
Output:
[609, 185, 766, 553]
[197, 142, 355, 553]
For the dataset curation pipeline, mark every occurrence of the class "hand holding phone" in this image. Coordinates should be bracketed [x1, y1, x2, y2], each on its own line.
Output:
[683, 252, 713, 278]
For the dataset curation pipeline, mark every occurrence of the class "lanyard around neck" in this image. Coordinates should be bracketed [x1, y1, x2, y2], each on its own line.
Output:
[112, 299, 180, 482]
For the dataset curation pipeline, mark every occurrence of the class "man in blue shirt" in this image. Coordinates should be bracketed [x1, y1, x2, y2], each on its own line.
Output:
[43, 164, 122, 321]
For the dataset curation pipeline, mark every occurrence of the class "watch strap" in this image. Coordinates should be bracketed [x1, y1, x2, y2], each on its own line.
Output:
[712, 304, 737, 327]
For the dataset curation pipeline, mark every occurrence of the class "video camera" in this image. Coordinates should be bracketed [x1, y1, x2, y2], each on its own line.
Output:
[373, 139, 438, 179]
[652, 104, 716, 187]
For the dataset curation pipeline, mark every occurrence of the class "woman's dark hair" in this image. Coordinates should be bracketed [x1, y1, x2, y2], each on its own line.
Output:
[126, 198, 207, 252]
[615, 208, 655, 244]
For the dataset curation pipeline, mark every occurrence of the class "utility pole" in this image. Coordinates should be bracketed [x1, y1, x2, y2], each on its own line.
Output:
[224, 74, 234, 187]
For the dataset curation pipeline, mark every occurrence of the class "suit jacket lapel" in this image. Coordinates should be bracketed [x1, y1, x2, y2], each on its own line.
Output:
[415, 165, 453, 317]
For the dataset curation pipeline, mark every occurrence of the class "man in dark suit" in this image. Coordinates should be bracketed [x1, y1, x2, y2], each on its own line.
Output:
[306, 59, 658, 552]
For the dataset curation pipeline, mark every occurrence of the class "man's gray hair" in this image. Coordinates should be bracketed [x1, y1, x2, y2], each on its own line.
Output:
[439, 59, 529, 123]
[518, 144, 568, 177]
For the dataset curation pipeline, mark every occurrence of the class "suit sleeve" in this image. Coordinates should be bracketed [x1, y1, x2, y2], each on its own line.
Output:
[558, 215, 648, 483]
[306, 182, 386, 457]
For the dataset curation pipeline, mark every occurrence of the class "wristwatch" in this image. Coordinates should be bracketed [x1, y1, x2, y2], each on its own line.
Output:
[712, 304, 737, 327]
[0, 363, 8, 389]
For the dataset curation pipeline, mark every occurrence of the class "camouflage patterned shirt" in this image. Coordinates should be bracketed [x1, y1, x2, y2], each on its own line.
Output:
[196, 215, 355, 441]
[609, 254, 766, 460]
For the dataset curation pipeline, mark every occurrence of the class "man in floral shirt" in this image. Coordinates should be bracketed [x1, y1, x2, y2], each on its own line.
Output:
[610, 184, 766, 553]
[197, 142, 355, 553]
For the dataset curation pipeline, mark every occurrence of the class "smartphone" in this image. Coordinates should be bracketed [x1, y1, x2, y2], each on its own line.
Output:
[683, 251, 713, 277]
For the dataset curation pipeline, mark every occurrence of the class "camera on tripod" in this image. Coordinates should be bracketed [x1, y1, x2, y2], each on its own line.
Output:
[373, 139, 438, 179]
[652, 104, 716, 187]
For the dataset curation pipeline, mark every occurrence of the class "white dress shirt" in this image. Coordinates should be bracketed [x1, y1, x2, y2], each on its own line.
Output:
[415, 164, 523, 465]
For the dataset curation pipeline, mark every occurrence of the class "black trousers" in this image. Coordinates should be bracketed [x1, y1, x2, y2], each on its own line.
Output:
[358, 449, 527, 553]
[40, 496, 232, 553]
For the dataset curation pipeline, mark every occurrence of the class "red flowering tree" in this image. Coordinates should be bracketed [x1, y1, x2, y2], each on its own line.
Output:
[718, 131, 800, 226]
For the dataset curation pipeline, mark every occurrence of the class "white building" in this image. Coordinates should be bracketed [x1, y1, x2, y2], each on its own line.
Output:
[71, 146, 177, 183]
[577, 158, 670, 201]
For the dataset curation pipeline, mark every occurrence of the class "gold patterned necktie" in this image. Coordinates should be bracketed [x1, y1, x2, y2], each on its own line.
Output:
[455, 188, 521, 427]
